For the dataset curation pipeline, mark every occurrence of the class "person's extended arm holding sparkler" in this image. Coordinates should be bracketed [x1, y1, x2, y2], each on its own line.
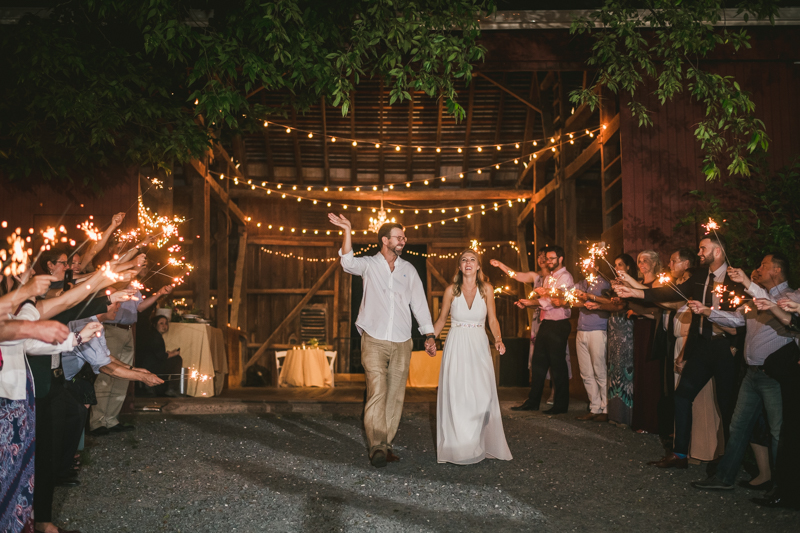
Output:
[489, 259, 540, 284]
[76, 212, 126, 273]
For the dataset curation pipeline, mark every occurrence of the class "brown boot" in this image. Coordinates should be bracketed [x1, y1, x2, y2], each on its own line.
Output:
[576, 412, 596, 421]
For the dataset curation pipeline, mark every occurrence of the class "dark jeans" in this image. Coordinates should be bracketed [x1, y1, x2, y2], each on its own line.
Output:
[60, 399, 88, 479]
[715, 368, 782, 485]
[764, 341, 800, 498]
[34, 378, 67, 523]
[674, 337, 738, 455]
[527, 319, 572, 411]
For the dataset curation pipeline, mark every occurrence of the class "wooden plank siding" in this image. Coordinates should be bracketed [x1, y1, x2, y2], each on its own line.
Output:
[620, 60, 800, 259]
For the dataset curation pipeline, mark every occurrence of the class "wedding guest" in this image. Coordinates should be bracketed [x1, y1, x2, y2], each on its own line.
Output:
[630, 250, 662, 434]
[572, 264, 611, 421]
[512, 245, 573, 414]
[616, 236, 745, 468]
[136, 290, 184, 397]
[690, 253, 793, 492]
[606, 254, 638, 427]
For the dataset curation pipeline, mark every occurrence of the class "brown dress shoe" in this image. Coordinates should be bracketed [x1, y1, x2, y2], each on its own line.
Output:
[592, 413, 608, 422]
[651, 454, 688, 469]
[576, 413, 596, 421]
[370, 450, 387, 468]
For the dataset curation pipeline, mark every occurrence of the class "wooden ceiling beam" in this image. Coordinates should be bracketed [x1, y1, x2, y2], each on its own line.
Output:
[230, 188, 532, 201]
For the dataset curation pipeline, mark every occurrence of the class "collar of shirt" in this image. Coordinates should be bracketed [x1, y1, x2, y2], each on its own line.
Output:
[711, 262, 728, 282]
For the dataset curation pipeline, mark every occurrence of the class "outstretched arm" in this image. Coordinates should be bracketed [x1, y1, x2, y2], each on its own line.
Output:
[489, 259, 539, 284]
[79, 212, 125, 272]
[328, 213, 352, 255]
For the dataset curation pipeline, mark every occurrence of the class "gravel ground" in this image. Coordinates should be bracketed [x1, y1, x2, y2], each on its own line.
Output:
[54, 410, 798, 532]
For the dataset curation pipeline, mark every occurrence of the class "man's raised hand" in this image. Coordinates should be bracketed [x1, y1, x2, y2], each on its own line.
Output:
[328, 213, 352, 231]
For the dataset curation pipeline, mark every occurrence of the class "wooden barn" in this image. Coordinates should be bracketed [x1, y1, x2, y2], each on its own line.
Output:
[3, 9, 799, 394]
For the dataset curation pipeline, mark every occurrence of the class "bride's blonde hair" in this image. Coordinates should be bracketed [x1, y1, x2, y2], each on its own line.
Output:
[452, 249, 488, 300]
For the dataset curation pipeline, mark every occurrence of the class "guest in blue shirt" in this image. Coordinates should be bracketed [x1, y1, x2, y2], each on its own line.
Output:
[573, 266, 611, 421]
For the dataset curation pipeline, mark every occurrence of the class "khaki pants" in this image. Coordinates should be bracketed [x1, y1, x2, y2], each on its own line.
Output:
[361, 332, 413, 457]
[90, 325, 134, 430]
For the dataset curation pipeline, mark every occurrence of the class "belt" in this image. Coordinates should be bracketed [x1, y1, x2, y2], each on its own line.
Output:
[106, 323, 133, 330]
[451, 322, 483, 328]
[747, 364, 764, 371]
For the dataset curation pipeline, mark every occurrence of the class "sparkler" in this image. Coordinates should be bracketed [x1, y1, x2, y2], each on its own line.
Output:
[657, 273, 690, 301]
[79, 218, 102, 241]
[702, 218, 733, 266]
[588, 242, 618, 277]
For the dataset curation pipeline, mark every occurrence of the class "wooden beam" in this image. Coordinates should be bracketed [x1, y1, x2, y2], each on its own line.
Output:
[248, 236, 337, 247]
[189, 157, 247, 224]
[247, 289, 335, 295]
[515, 223, 533, 335]
[461, 81, 475, 188]
[320, 96, 330, 186]
[521, 72, 538, 159]
[248, 235, 520, 247]
[191, 168, 211, 319]
[230, 188, 532, 201]
[425, 259, 449, 290]
[290, 105, 303, 185]
[532, 178, 559, 204]
[229, 228, 247, 329]
[514, 148, 555, 189]
[245, 259, 340, 370]
[215, 208, 230, 329]
[474, 72, 541, 114]
[564, 136, 601, 181]
[350, 90, 357, 185]
[262, 122, 275, 181]
[516, 200, 534, 227]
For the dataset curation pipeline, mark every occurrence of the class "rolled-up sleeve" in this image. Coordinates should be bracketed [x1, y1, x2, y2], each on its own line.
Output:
[708, 309, 746, 328]
[339, 249, 367, 276]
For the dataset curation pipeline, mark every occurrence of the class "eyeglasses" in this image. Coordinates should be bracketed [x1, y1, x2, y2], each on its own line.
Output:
[390, 235, 407, 242]
[55, 261, 68, 265]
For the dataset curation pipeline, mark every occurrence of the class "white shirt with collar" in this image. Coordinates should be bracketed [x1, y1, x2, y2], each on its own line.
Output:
[339, 249, 434, 342]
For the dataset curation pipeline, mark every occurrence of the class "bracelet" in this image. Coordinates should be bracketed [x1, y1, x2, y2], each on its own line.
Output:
[129, 364, 134, 370]
[75, 333, 83, 347]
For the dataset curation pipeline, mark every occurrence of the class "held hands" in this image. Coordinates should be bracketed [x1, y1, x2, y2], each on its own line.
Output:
[424, 337, 436, 357]
[328, 213, 351, 231]
[494, 339, 505, 355]
[674, 354, 685, 375]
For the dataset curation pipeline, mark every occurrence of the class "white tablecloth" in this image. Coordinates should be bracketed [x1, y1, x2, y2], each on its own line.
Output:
[161, 323, 228, 397]
[279, 347, 334, 388]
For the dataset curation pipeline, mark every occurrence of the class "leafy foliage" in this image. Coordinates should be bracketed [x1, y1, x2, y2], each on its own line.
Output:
[676, 157, 800, 286]
[0, 0, 493, 190]
[570, 0, 779, 181]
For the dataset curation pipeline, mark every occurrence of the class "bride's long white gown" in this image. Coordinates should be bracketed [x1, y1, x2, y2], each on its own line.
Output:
[437, 291, 512, 464]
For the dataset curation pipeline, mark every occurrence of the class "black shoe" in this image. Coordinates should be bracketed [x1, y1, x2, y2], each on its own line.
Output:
[752, 494, 800, 510]
[108, 423, 135, 433]
[738, 479, 773, 491]
[542, 407, 568, 415]
[370, 450, 387, 468]
[56, 477, 81, 487]
[88, 426, 109, 436]
[511, 400, 538, 412]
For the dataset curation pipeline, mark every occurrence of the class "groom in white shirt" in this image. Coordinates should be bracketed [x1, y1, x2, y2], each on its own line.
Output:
[329, 213, 436, 468]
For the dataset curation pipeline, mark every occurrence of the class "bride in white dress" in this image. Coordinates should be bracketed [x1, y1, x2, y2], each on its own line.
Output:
[432, 249, 513, 464]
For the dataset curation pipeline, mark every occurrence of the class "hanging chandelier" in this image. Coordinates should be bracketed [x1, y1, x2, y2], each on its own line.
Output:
[369, 190, 396, 233]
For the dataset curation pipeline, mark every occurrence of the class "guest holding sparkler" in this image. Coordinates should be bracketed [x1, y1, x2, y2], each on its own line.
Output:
[511, 245, 574, 414]
[615, 236, 745, 469]
[71, 212, 127, 276]
[136, 285, 184, 397]
[571, 263, 611, 422]
[492, 248, 572, 405]
[688, 253, 795, 499]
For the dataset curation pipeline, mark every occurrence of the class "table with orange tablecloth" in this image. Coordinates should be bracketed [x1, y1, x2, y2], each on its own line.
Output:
[161, 323, 228, 397]
[279, 347, 334, 387]
[406, 350, 443, 388]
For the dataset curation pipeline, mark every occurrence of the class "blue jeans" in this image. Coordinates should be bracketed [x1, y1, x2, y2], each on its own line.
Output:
[715, 367, 783, 485]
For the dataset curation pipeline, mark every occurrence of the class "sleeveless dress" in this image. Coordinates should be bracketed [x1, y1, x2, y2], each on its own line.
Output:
[437, 292, 512, 464]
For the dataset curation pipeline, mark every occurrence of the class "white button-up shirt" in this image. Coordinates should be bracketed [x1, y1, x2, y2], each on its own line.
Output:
[339, 249, 434, 342]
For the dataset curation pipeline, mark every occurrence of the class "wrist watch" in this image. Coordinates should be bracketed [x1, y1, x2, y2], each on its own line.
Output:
[425, 334, 435, 341]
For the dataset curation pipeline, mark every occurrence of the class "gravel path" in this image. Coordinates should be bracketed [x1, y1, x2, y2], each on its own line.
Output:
[54, 410, 798, 532]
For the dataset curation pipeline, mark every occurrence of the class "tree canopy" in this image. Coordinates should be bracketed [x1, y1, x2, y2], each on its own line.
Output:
[0, 0, 494, 190]
[570, 0, 782, 181]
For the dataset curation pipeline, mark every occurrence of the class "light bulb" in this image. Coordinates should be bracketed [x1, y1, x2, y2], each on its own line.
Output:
[331, 137, 336, 142]
[457, 147, 462, 153]
[375, 143, 380, 149]
[308, 132, 313, 138]
[352, 141, 358, 146]
[477, 147, 482, 152]
[436, 147, 441, 153]
[417, 147, 422, 152]
[395, 146, 401, 151]
[286, 128, 291, 133]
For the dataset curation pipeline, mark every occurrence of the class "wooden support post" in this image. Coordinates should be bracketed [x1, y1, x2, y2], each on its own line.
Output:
[230, 228, 247, 329]
[379, 81, 386, 186]
[406, 93, 415, 182]
[516, 223, 533, 336]
[191, 169, 211, 319]
[216, 208, 230, 329]
[489, 73, 507, 187]
[245, 260, 340, 370]
[433, 94, 444, 188]
[425, 258, 449, 289]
